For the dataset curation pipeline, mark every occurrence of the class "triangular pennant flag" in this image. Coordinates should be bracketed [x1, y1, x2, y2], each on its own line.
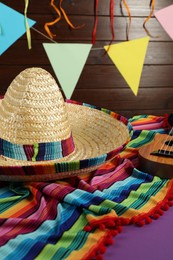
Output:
[0, 3, 36, 55]
[155, 5, 173, 40]
[43, 43, 92, 99]
[104, 37, 150, 96]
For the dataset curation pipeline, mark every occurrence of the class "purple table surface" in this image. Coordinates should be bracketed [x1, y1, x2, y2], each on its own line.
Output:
[104, 205, 173, 260]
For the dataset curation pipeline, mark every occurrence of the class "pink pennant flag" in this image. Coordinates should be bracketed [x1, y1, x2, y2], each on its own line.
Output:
[155, 5, 173, 40]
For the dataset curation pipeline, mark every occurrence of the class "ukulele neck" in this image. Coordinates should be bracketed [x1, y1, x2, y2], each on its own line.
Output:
[151, 149, 173, 158]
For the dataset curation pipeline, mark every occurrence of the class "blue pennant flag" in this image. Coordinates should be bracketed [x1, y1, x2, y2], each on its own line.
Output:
[0, 3, 36, 55]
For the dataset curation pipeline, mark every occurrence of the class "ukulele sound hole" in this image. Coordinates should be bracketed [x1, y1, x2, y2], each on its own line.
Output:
[165, 140, 173, 146]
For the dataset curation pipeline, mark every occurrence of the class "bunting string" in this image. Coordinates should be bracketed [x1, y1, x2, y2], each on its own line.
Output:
[32, 25, 101, 50]
[33, 0, 155, 47]
[26, 0, 154, 51]
[31, 27, 58, 44]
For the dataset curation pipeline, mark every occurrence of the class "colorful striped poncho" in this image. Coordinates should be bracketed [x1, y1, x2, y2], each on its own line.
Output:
[0, 114, 172, 259]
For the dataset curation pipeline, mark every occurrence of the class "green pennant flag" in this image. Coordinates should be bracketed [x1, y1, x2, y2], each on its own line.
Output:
[43, 43, 92, 99]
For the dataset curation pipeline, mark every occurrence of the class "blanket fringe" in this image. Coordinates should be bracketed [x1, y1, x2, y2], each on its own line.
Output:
[84, 229, 116, 260]
[83, 217, 129, 259]
[131, 182, 173, 227]
[84, 216, 130, 232]
[83, 198, 173, 259]
[84, 181, 173, 259]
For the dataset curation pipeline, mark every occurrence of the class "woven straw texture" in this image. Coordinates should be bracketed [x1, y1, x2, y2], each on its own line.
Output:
[0, 68, 130, 170]
[0, 67, 71, 144]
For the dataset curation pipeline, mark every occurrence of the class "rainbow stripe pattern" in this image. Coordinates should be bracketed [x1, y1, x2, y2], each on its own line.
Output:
[0, 133, 75, 161]
[0, 114, 172, 259]
[0, 100, 132, 178]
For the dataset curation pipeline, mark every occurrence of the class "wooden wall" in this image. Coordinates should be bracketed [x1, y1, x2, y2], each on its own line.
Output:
[0, 0, 173, 118]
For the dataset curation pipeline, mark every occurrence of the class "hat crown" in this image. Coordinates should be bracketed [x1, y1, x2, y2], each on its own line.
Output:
[0, 67, 72, 144]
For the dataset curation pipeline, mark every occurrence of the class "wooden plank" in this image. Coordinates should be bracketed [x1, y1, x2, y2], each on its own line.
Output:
[77, 65, 173, 89]
[0, 67, 172, 117]
[27, 15, 171, 41]
[0, 13, 169, 42]
[2, 0, 172, 16]
[1, 41, 173, 66]
[72, 88, 173, 113]
[0, 74, 172, 118]
[111, 109, 173, 119]
[106, 109, 173, 119]
[1, 65, 173, 93]
[0, 0, 170, 41]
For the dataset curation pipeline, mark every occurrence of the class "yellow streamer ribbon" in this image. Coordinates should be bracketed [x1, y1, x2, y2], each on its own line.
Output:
[24, 0, 32, 49]
[44, 0, 84, 39]
[120, 0, 131, 41]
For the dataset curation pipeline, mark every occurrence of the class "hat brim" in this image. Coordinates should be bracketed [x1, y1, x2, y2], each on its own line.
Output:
[0, 100, 132, 181]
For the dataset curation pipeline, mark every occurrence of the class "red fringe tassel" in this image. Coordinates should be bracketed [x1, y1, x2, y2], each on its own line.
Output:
[84, 179, 173, 259]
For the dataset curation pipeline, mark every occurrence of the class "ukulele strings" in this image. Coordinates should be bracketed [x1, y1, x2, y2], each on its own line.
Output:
[168, 127, 173, 155]
[159, 127, 173, 155]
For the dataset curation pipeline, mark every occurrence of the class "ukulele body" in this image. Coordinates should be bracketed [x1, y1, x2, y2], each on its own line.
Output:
[138, 134, 173, 179]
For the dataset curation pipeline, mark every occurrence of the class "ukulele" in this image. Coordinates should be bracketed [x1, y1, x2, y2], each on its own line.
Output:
[138, 113, 173, 179]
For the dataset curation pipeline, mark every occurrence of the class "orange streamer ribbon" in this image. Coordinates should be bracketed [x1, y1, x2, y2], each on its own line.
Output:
[143, 0, 155, 37]
[59, 0, 84, 30]
[44, 0, 61, 39]
[120, 0, 131, 41]
[44, 0, 84, 39]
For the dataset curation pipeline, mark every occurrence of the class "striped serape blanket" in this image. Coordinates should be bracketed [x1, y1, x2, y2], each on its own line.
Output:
[0, 114, 172, 260]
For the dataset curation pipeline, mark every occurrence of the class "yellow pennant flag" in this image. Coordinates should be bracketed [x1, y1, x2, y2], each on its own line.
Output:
[104, 36, 150, 95]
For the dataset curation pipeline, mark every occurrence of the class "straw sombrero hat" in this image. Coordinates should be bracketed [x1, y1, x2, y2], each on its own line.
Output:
[0, 67, 132, 181]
